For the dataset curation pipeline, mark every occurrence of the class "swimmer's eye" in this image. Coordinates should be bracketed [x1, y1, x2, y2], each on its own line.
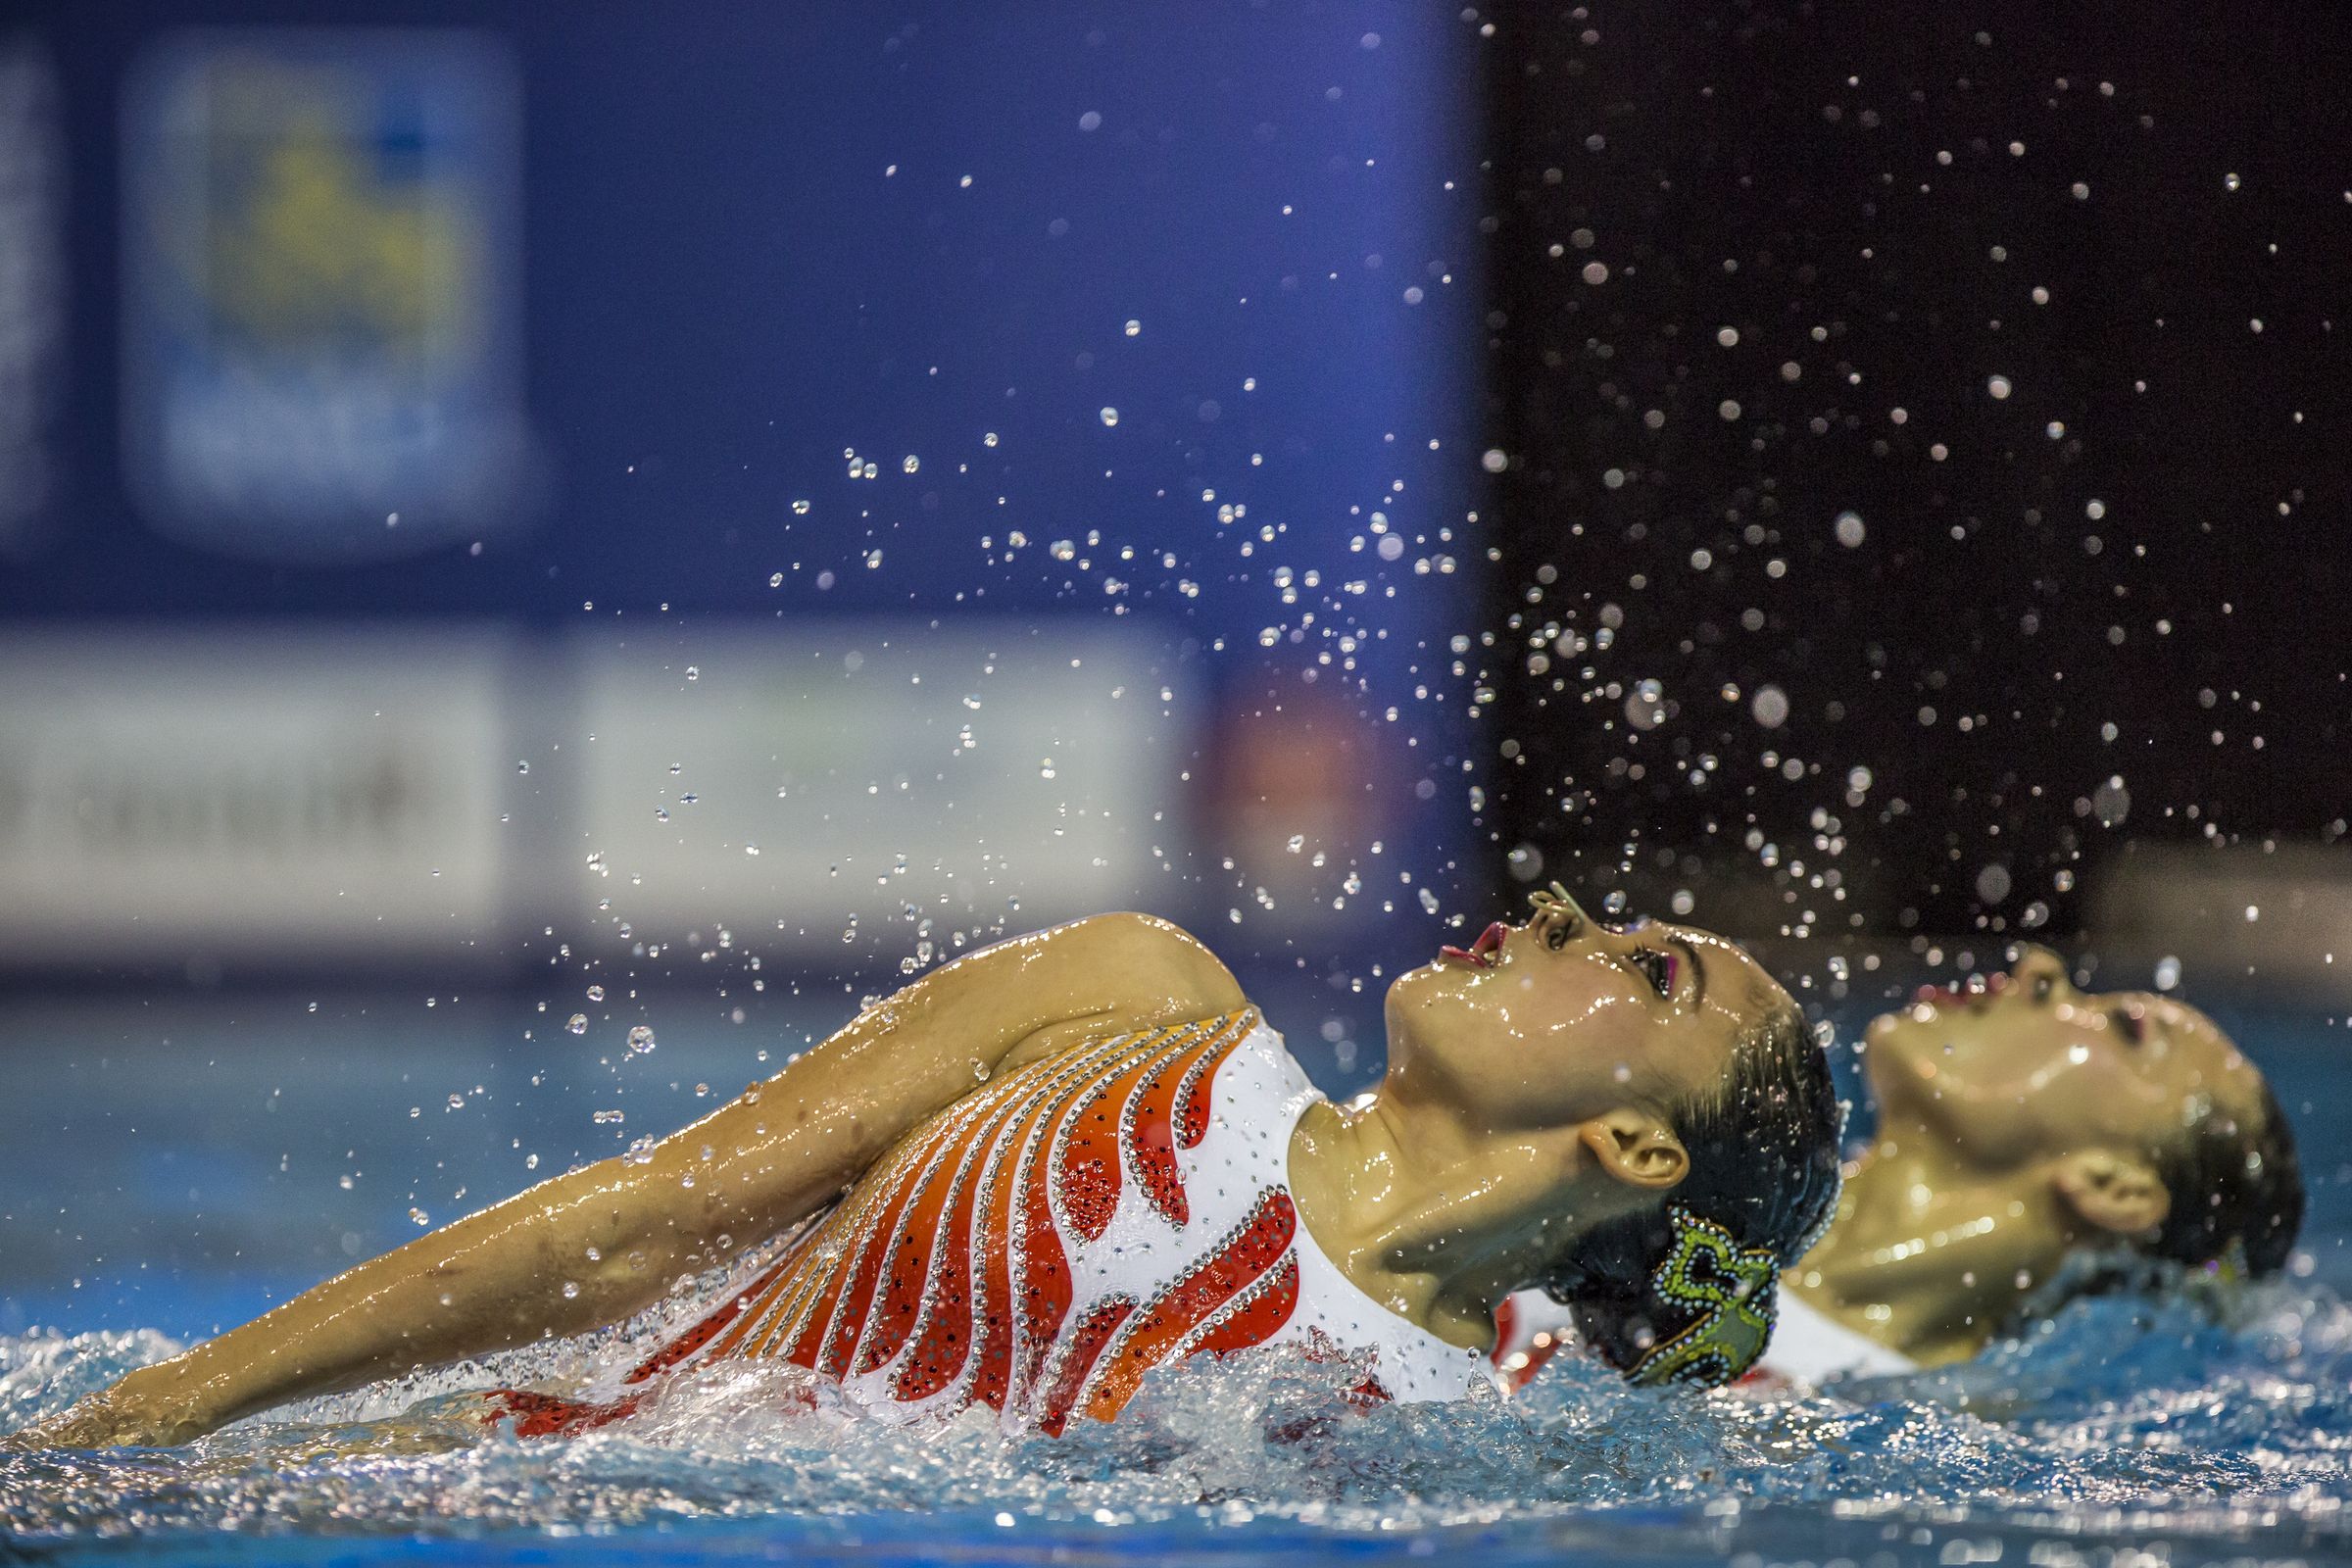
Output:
[2032, 973, 2056, 1003]
[1629, 945, 1678, 1000]
[2110, 1004, 2147, 1046]
[1544, 917, 1571, 951]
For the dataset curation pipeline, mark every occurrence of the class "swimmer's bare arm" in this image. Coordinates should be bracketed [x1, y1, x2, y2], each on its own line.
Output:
[15, 913, 1242, 1449]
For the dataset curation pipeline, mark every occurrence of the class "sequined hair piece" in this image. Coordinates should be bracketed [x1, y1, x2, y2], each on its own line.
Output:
[1623, 1203, 1782, 1387]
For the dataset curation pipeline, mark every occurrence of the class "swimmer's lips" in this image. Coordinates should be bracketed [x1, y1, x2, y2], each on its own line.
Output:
[1439, 921, 1511, 970]
[1912, 972, 2010, 1010]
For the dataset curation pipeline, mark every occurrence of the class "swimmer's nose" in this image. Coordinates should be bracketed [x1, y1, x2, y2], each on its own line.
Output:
[2009, 944, 2070, 1004]
[1527, 882, 1590, 940]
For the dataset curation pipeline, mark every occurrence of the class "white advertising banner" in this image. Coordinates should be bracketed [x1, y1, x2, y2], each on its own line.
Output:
[566, 626, 1191, 943]
[0, 628, 513, 962]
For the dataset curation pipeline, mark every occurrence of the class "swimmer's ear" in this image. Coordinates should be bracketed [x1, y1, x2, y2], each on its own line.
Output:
[2051, 1150, 2171, 1237]
[1578, 1110, 1690, 1191]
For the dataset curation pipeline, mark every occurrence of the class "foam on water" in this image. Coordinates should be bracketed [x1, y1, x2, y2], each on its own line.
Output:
[6, 1283, 2350, 1564]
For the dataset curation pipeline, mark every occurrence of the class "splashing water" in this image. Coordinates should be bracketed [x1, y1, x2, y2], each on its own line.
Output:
[6, 1282, 2350, 1564]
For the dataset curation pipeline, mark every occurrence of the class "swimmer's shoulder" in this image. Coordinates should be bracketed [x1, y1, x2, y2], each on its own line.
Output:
[988, 913, 1248, 1070]
[1062, 911, 1246, 1008]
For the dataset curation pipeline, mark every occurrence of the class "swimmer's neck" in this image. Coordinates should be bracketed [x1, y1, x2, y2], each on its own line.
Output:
[1286, 1084, 1606, 1352]
[1788, 1117, 2082, 1365]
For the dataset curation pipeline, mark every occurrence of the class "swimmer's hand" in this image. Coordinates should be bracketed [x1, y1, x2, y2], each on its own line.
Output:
[7, 1358, 220, 1449]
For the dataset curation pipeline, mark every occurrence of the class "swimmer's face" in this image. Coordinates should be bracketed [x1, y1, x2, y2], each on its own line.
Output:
[1865, 945, 2264, 1166]
[1383, 896, 1791, 1132]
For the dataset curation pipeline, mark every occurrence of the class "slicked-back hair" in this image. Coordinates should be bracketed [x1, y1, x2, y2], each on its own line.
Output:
[1544, 1001, 1843, 1384]
[2149, 1074, 2303, 1277]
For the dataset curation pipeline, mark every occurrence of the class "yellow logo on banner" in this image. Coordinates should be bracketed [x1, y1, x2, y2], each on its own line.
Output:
[198, 82, 471, 359]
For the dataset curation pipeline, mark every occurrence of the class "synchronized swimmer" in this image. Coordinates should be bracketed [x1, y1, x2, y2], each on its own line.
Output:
[26, 895, 1839, 1446]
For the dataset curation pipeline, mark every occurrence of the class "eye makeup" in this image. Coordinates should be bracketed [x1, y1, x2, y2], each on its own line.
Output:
[1629, 945, 1679, 1000]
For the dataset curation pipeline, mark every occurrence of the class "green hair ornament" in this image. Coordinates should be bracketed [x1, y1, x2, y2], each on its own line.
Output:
[1624, 1203, 1782, 1387]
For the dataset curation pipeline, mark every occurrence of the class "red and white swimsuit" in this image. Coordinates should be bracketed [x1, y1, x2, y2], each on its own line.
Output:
[494, 1008, 1487, 1437]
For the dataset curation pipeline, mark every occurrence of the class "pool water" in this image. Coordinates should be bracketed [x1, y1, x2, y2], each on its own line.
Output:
[4, 992, 2348, 1566]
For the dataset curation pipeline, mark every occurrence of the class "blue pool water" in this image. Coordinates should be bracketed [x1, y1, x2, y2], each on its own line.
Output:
[4, 990, 2349, 1566]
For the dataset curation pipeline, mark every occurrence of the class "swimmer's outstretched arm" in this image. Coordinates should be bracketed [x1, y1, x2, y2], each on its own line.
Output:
[15, 912, 1242, 1449]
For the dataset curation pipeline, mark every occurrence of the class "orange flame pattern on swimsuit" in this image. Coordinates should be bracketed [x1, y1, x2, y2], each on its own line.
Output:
[490, 1010, 1303, 1438]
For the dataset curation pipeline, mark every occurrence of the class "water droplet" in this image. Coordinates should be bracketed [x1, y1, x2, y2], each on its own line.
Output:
[685, 665, 700, 681]
[1986, 374, 2014, 400]
[627, 1025, 658, 1054]
[586, 985, 605, 1003]
[410, 1207, 430, 1226]
[566, 1013, 589, 1034]
[562, 1281, 580, 1298]
[1123, 318, 1141, 336]
[1835, 511, 1866, 548]
[1099, 407, 1119, 427]
[515, 760, 530, 774]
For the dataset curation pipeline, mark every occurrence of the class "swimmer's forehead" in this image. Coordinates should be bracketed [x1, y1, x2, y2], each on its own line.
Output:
[2094, 990, 2234, 1050]
[2085, 989, 2265, 1104]
[1671, 925, 1790, 1012]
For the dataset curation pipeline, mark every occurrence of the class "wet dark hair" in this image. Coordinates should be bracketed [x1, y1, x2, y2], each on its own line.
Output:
[1543, 1001, 1843, 1385]
[2147, 1074, 2303, 1277]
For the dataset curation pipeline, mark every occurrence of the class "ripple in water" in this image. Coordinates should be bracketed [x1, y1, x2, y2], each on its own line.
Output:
[5, 1283, 2350, 1564]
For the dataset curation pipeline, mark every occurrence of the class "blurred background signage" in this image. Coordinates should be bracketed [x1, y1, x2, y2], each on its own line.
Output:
[122, 31, 531, 564]
[0, 39, 63, 555]
[1, 5, 1482, 990]
[0, 628, 512, 967]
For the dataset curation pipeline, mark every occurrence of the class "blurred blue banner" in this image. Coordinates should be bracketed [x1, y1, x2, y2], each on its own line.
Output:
[3, 2, 1486, 988]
